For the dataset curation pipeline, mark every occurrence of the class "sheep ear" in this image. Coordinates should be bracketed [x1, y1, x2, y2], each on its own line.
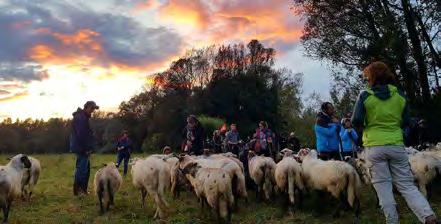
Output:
[6, 157, 11, 161]
[102, 163, 107, 167]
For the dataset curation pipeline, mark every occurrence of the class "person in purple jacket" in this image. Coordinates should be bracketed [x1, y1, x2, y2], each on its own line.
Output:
[70, 101, 99, 196]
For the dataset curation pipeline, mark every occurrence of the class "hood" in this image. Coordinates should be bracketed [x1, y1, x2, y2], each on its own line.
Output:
[72, 107, 82, 116]
[316, 111, 332, 128]
[370, 85, 397, 100]
[72, 108, 90, 118]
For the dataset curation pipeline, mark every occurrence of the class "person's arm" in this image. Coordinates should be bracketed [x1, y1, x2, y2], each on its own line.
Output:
[350, 130, 358, 141]
[352, 91, 369, 129]
[397, 89, 410, 128]
[340, 129, 349, 140]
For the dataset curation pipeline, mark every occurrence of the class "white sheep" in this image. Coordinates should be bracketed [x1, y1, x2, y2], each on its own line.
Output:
[408, 153, 441, 198]
[298, 149, 361, 220]
[181, 161, 234, 223]
[179, 154, 248, 206]
[0, 154, 32, 223]
[21, 156, 41, 201]
[93, 162, 123, 214]
[275, 149, 304, 213]
[131, 156, 171, 219]
[247, 151, 276, 202]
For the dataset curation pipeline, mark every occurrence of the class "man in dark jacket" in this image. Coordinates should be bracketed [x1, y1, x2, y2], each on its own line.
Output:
[116, 130, 132, 176]
[70, 101, 98, 196]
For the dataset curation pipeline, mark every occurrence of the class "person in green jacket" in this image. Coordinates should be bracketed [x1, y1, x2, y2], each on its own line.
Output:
[352, 61, 437, 224]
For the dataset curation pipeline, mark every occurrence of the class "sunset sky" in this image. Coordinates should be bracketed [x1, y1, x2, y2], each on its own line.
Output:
[0, 0, 331, 120]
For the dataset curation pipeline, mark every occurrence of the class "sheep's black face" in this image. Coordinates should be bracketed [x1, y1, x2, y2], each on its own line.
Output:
[21, 155, 32, 169]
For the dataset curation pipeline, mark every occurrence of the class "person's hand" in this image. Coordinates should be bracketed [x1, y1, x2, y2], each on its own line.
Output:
[86, 151, 92, 155]
[348, 128, 353, 132]
[332, 117, 339, 123]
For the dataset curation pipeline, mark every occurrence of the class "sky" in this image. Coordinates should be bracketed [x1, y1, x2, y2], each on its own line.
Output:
[0, 0, 331, 120]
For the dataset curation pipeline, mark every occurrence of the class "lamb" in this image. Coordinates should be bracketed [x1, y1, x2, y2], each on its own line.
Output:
[181, 161, 234, 223]
[131, 156, 171, 219]
[247, 151, 276, 202]
[0, 154, 32, 223]
[93, 162, 123, 214]
[298, 149, 361, 221]
[274, 149, 304, 213]
[21, 156, 41, 201]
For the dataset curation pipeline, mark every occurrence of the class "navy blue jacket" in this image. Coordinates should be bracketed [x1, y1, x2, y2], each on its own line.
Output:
[70, 108, 95, 154]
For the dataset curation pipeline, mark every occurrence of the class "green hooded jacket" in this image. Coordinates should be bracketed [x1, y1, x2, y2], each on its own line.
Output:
[351, 85, 410, 147]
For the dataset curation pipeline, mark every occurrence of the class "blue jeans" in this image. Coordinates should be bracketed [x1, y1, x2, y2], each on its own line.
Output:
[74, 153, 90, 191]
[116, 151, 130, 175]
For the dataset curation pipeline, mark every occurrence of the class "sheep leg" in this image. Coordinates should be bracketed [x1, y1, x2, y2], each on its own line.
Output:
[296, 188, 303, 209]
[426, 182, 433, 200]
[3, 200, 11, 223]
[107, 181, 114, 211]
[140, 188, 147, 208]
[98, 181, 105, 214]
[332, 194, 346, 218]
[353, 197, 361, 224]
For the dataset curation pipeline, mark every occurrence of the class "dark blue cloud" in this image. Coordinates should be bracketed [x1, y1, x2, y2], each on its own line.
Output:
[0, 0, 183, 81]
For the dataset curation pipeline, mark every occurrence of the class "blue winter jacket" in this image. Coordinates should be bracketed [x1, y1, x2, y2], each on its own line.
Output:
[314, 111, 340, 153]
[340, 128, 358, 152]
[315, 124, 340, 152]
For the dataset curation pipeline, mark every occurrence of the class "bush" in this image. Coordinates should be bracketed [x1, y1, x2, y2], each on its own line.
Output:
[197, 115, 225, 137]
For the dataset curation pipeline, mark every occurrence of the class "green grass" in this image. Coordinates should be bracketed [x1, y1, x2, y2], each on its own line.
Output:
[1, 154, 438, 223]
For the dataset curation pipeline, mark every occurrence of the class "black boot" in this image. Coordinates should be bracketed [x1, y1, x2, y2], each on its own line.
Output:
[73, 183, 80, 196]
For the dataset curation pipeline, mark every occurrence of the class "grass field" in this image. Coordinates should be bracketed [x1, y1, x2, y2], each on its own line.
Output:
[1, 154, 439, 224]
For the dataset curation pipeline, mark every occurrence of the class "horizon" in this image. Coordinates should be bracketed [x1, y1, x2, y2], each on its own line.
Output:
[0, 0, 332, 120]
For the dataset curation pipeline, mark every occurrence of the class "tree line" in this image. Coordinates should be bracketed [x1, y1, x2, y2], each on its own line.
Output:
[0, 40, 320, 154]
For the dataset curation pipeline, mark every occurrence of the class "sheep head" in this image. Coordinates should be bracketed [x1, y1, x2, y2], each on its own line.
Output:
[280, 148, 293, 157]
[8, 154, 31, 170]
[248, 150, 257, 160]
[181, 161, 200, 178]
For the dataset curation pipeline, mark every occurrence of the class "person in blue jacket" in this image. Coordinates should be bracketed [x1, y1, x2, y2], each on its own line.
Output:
[116, 130, 133, 176]
[314, 102, 341, 160]
[340, 118, 358, 158]
[70, 101, 99, 196]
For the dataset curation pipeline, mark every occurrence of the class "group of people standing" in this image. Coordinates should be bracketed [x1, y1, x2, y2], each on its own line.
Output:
[69, 61, 438, 223]
[314, 102, 359, 161]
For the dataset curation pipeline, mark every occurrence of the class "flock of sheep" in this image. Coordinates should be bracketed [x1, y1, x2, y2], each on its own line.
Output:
[1, 143, 441, 223]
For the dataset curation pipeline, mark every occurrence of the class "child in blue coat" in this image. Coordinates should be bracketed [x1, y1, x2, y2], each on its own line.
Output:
[340, 118, 358, 158]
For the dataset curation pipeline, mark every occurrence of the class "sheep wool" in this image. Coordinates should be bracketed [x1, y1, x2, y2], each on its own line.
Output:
[93, 162, 123, 214]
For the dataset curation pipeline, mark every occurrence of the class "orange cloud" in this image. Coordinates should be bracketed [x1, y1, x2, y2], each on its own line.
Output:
[155, 0, 302, 51]
[29, 44, 55, 61]
[159, 0, 210, 29]
[52, 29, 103, 52]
